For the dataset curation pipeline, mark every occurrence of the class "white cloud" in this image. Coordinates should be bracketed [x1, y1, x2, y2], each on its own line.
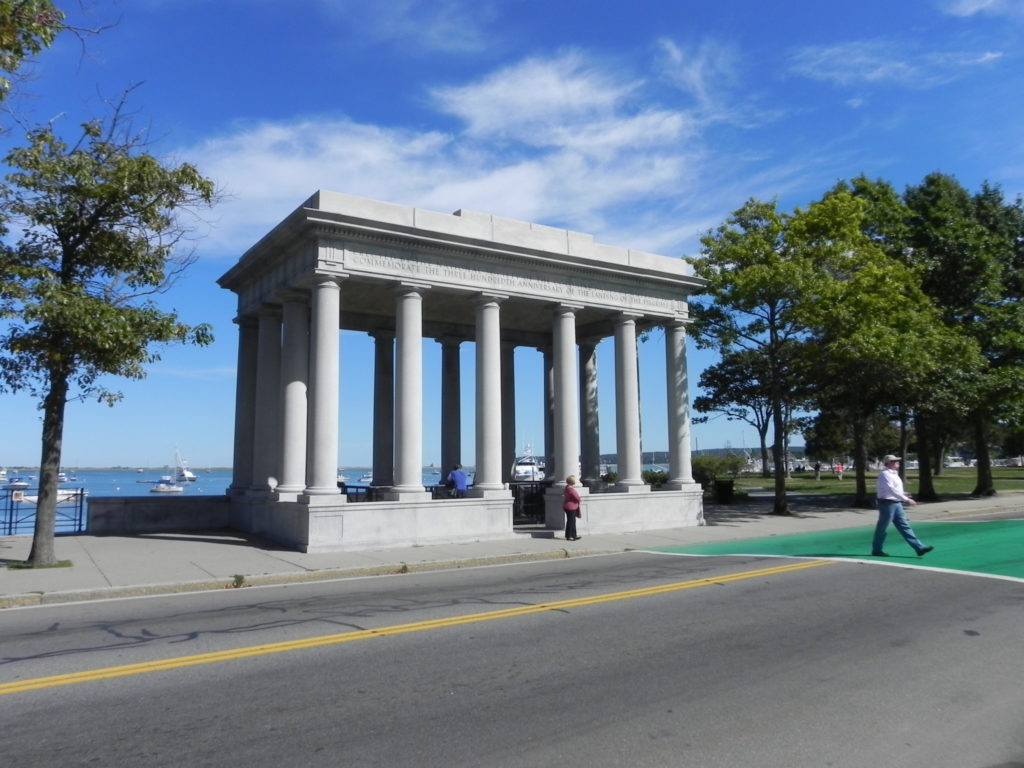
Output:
[940, 0, 1024, 18]
[179, 46, 807, 261]
[788, 39, 1004, 88]
[316, 0, 500, 54]
[654, 38, 739, 117]
[430, 51, 648, 145]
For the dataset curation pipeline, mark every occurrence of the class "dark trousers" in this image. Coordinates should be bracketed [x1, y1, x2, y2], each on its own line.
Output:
[564, 509, 578, 540]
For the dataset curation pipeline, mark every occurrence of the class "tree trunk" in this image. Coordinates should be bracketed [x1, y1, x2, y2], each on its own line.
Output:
[898, 411, 910, 463]
[971, 414, 995, 497]
[932, 438, 946, 477]
[852, 418, 871, 507]
[26, 371, 69, 567]
[770, 399, 789, 515]
[759, 431, 771, 479]
[914, 414, 938, 502]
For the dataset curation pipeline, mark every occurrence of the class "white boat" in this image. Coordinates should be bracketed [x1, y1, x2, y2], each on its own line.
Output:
[174, 450, 198, 483]
[511, 448, 545, 482]
[151, 477, 184, 494]
[337, 472, 350, 484]
[359, 472, 373, 483]
[23, 489, 88, 505]
[4, 478, 30, 490]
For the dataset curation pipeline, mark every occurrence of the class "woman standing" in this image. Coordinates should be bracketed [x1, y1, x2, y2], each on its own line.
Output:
[562, 475, 582, 541]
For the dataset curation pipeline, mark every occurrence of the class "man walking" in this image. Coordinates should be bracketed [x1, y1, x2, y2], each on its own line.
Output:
[873, 454, 934, 557]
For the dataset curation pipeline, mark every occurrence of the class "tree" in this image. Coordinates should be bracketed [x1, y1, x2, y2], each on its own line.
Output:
[0, 98, 216, 566]
[0, 0, 64, 103]
[902, 174, 1024, 496]
[803, 183, 981, 505]
[693, 348, 774, 477]
[692, 198, 825, 515]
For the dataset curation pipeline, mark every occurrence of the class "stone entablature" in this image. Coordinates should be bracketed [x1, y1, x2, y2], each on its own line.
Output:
[220, 191, 701, 329]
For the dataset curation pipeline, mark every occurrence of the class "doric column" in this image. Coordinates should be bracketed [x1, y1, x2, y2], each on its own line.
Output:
[472, 293, 508, 495]
[664, 318, 696, 487]
[250, 305, 282, 493]
[389, 284, 430, 498]
[439, 336, 462, 480]
[500, 340, 516, 484]
[579, 340, 601, 487]
[540, 345, 554, 479]
[277, 295, 309, 496]
[370, 330, 395, 487]
[228, 315, 258, 495]
[552, 305, 580, 486]
[303, 275, 343, 499]
[614, 312, 647, 491]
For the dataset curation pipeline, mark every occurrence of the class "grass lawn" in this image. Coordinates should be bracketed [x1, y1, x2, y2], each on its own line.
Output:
[731, 466, 1024, 496]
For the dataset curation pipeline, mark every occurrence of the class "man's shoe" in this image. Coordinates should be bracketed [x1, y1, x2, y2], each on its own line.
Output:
[871, 551, 889, 556]
[917, 546, 934, 556]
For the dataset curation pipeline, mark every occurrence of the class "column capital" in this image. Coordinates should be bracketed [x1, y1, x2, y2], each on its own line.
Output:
[553, 302, 583, 314]
[476, 291, 508, 305]
[394, 281, 431, 296]
[664, 315, 691, 328]
[616, 310, 645, 322]
[312, 271, 347, 286]
[257, 303, 283, 318]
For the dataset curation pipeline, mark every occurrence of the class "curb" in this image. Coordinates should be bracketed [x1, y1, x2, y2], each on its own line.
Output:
[0, 547, 620, 609]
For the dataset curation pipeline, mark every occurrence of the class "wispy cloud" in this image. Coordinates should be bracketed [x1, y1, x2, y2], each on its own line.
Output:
[788, 39, 1004, 88]
[940, 0, 1024, 18]
[315, 0, 501, 54]
[654, 38, 739, 117]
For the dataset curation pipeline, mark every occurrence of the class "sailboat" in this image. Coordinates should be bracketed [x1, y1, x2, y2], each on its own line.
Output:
[174, 450, 198, 483]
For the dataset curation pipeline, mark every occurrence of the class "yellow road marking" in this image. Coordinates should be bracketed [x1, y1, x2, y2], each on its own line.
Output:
[0, 559, 832, 696]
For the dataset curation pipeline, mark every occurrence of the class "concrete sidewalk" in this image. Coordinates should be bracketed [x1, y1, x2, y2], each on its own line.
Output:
[3, 491, 1022, 609]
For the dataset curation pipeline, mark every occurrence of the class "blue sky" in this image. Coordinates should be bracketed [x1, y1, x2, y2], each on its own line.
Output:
[2, 0, 1023, 469]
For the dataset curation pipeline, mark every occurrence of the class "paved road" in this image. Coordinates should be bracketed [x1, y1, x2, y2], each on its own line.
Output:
[3, 549, 1022, 767]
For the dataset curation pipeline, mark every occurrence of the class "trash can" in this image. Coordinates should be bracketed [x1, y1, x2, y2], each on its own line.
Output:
[713, 479, 735, 503]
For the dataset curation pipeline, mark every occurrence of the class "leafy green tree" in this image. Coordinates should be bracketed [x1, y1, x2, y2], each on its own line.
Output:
[0, 100, 216, 566]
[693, 348, 774, 477]
[803, 185, 982, 504]
[0, 0, 64, 102]
[693, 198, 828, 515]
[902, 174, 1024, 496]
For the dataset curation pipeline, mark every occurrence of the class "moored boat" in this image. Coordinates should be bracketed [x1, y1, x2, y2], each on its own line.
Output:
[511, 447, 545, 482]
[150, 475, 185, 493]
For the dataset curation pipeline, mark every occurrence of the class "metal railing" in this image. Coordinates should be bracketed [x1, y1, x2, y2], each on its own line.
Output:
[1, 487, 88, 536]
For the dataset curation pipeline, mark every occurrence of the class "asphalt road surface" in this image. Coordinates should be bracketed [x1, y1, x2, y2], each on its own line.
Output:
[2, 550, 1022, 767]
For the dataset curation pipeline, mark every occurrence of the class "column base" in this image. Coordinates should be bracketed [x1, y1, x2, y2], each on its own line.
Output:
[245, 487, 276, 499]
[300, 490, 346, 507]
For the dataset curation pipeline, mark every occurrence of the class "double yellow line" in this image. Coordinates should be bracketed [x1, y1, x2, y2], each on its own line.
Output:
[1, 559, 831, 696]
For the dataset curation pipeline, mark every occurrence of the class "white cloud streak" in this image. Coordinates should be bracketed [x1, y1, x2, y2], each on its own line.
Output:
[788, 39, 1004, 88]
[940, 0, 1024, 18]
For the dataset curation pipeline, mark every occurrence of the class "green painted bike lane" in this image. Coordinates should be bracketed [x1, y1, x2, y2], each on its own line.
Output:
[650, 520, 1024, 581]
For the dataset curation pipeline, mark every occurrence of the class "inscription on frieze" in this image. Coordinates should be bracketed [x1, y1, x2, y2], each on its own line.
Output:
[333, 244, 682, 315]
